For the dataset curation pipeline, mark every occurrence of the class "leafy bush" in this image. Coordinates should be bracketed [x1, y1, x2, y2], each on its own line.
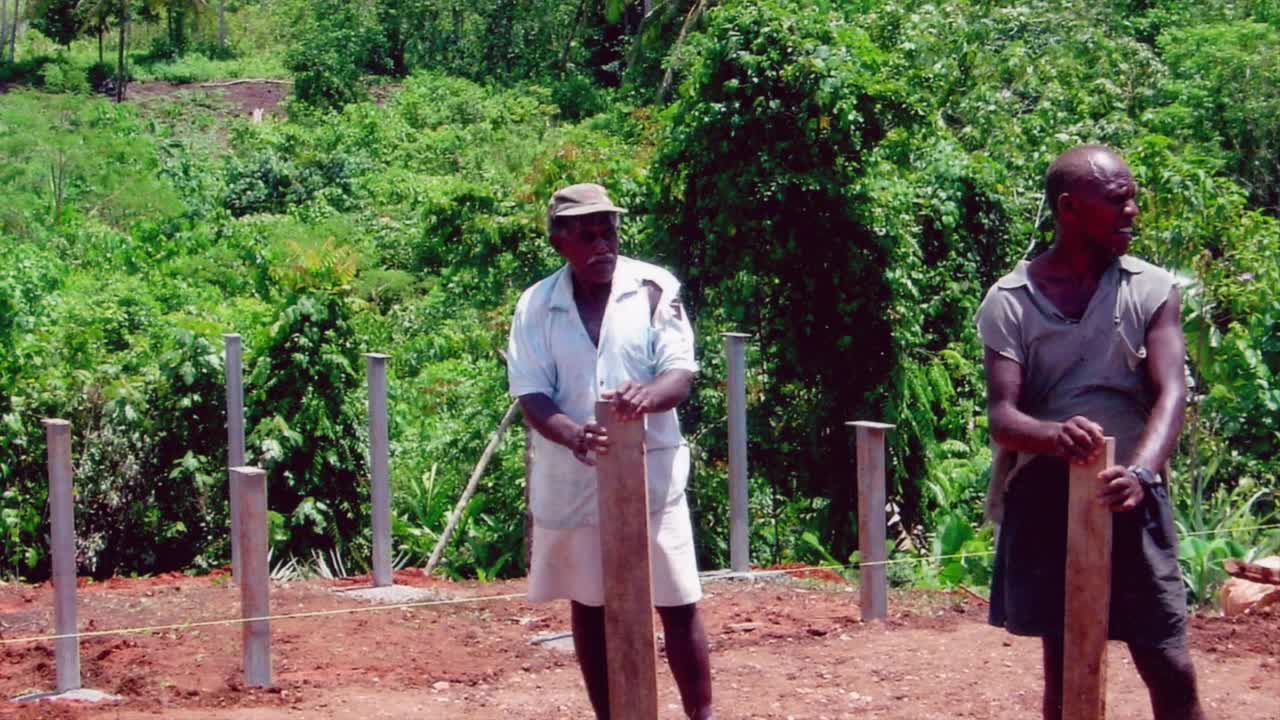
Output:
[39, 57, 90, 94]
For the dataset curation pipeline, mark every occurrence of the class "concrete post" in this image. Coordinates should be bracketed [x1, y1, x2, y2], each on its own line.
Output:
[44, 419, 80, 693]
[722, 332, 751, 574]
[231, 466, 271, 688]
[847, 421, 895, 621]
[365, 353, 392, 588]
[224, 334, 245, 583]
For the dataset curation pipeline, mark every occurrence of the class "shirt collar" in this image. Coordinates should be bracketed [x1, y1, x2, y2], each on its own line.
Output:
[546, 257, 642, 311]
[995, 254, 1144, 290]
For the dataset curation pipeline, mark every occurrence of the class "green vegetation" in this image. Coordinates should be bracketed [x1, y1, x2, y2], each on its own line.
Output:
[1, 0, 1277, 608]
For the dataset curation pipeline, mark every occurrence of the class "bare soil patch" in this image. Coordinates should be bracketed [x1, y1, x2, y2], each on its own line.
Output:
[126, 80, 290, 120]
[1, 572, 1277, 719]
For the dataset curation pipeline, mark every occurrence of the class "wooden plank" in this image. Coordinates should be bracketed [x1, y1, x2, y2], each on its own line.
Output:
[1063, 437, 1115, 720]
[848, 421, 894, 621]
[595, 400, 658, 720]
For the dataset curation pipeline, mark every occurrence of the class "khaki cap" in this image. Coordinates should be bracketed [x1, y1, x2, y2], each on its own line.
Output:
[547, 183, 627, 227]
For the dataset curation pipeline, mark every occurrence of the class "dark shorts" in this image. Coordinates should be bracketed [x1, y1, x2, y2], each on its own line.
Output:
[989, 456, 1188, 648]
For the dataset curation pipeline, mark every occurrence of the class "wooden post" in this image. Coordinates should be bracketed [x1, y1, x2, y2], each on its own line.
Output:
[365, 353, 392, 588]
[722, 332, 751, 573]
[1063, 437, 1115, 720]
[848, 421, 894, 621]
[44, 419, 80, 693]
[231, 466, 271, 688]
[224, 333, 245, 583]
[595, 400, 658, 720]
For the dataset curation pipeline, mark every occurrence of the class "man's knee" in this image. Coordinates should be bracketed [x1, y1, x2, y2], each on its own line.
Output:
[1134, 644, 1196, 679]
[1131, 643, 1200, 704]
[657, 602, 699, 631]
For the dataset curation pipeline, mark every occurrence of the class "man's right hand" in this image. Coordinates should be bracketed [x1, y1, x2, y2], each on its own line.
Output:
[1054, 416, 1104, 464]
[572, 421, 610, 466]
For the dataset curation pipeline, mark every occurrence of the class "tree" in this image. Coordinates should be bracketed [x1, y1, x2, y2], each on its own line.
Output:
[115, 0, 127, 101]
[31, 0, 81, 48]
[652, 0, 914, 557]
[8, 0, 19, 63]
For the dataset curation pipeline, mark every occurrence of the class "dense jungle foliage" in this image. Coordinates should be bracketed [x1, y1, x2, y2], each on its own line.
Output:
[2, 0, 1278, 606]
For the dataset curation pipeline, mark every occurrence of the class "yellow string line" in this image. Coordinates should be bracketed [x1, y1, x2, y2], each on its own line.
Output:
[2, 522, 1277, 647]
[0, 592, 527, 646]
[1182, 522, 1280, 537]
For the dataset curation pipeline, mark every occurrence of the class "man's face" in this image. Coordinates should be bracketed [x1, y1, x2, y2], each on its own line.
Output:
[1064, 152, 1140, 256]
[551, 212, 619, 287]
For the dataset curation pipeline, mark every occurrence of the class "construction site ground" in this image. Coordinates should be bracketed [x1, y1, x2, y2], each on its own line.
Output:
[1, 570, 1277, 719]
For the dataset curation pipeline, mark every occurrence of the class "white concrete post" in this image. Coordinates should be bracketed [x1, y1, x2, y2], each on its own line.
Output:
[847, 421, 895, 621]
[722, 332, 752, 574]
[231, 466, 271, 688]
[365, 353, 392, 588]
[44, 419, 80, 693]
[224, 334, 245, 583]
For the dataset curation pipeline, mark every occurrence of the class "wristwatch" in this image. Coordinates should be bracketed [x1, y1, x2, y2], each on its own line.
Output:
[1127, 465, 1161, 490]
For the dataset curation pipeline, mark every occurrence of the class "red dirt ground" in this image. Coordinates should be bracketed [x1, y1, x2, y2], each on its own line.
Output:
[1, 570, 1277, 719]
[126, 80, 291, 119]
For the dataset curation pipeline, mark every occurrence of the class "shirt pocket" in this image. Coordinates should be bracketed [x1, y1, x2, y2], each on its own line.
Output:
[622, 322, 655, 378]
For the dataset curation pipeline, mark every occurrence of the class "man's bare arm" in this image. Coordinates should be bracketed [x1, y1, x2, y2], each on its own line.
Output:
[1128, 286, 1187, 472]
[518, 393, 608, 465]
[604, 369, 694, 421]
[984, 348, 1104, 463]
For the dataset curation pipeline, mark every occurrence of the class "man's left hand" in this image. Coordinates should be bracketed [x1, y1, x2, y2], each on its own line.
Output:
[602, 381, 656, 421]
[1098, 465, 1145, 512]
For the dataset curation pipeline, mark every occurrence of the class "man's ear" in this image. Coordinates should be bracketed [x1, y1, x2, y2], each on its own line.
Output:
[1056, 192, 1075, 219]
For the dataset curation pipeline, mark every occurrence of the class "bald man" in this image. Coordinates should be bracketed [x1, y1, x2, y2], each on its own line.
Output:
[977, 145, 1206, 719]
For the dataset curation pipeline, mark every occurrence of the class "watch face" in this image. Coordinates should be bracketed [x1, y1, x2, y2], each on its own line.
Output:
[1130, 466, 1158, 487]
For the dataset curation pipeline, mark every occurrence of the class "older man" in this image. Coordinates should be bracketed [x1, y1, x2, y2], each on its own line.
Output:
[977, 145, 1205, 720]
[506, 183, 714, 720]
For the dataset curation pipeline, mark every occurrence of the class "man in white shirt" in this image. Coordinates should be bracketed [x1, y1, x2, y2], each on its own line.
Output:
[506, 183, 714, 720]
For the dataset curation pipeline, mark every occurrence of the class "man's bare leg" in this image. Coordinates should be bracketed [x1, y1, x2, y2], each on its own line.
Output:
[1042, 636, 1064, 720]
[1130, 643, 1207, 720]
[571, 601, 610, 719]
[657, 603, 714, 720]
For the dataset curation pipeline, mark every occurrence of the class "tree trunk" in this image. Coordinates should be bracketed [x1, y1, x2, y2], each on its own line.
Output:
[9, 0, 19, 64]
[217, 0, 225, 53]
[560, 0, 588, 71]
[0, 0, 8, 65]
[98, 25, 103, 64]
[115, 0, 127, 102]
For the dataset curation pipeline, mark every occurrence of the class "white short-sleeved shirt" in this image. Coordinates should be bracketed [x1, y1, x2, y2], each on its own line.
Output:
[507, 256, 699, 530]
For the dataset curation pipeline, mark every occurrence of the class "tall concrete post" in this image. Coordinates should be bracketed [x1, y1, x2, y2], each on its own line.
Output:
[722, 332, 752, 574]
[44, 419, 80, 693]
[847, 421, 895, 621]
[231, 466, 271, 688]
[224, 334, 245, 583]
[365, 353, 392, 588]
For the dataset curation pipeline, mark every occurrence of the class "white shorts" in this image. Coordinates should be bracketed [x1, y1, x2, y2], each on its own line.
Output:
[527, 495, 703, 607]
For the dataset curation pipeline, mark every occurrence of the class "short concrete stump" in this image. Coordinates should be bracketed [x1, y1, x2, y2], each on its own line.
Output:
[334, 585, 443, 605]
[12, 688, 121, 704]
